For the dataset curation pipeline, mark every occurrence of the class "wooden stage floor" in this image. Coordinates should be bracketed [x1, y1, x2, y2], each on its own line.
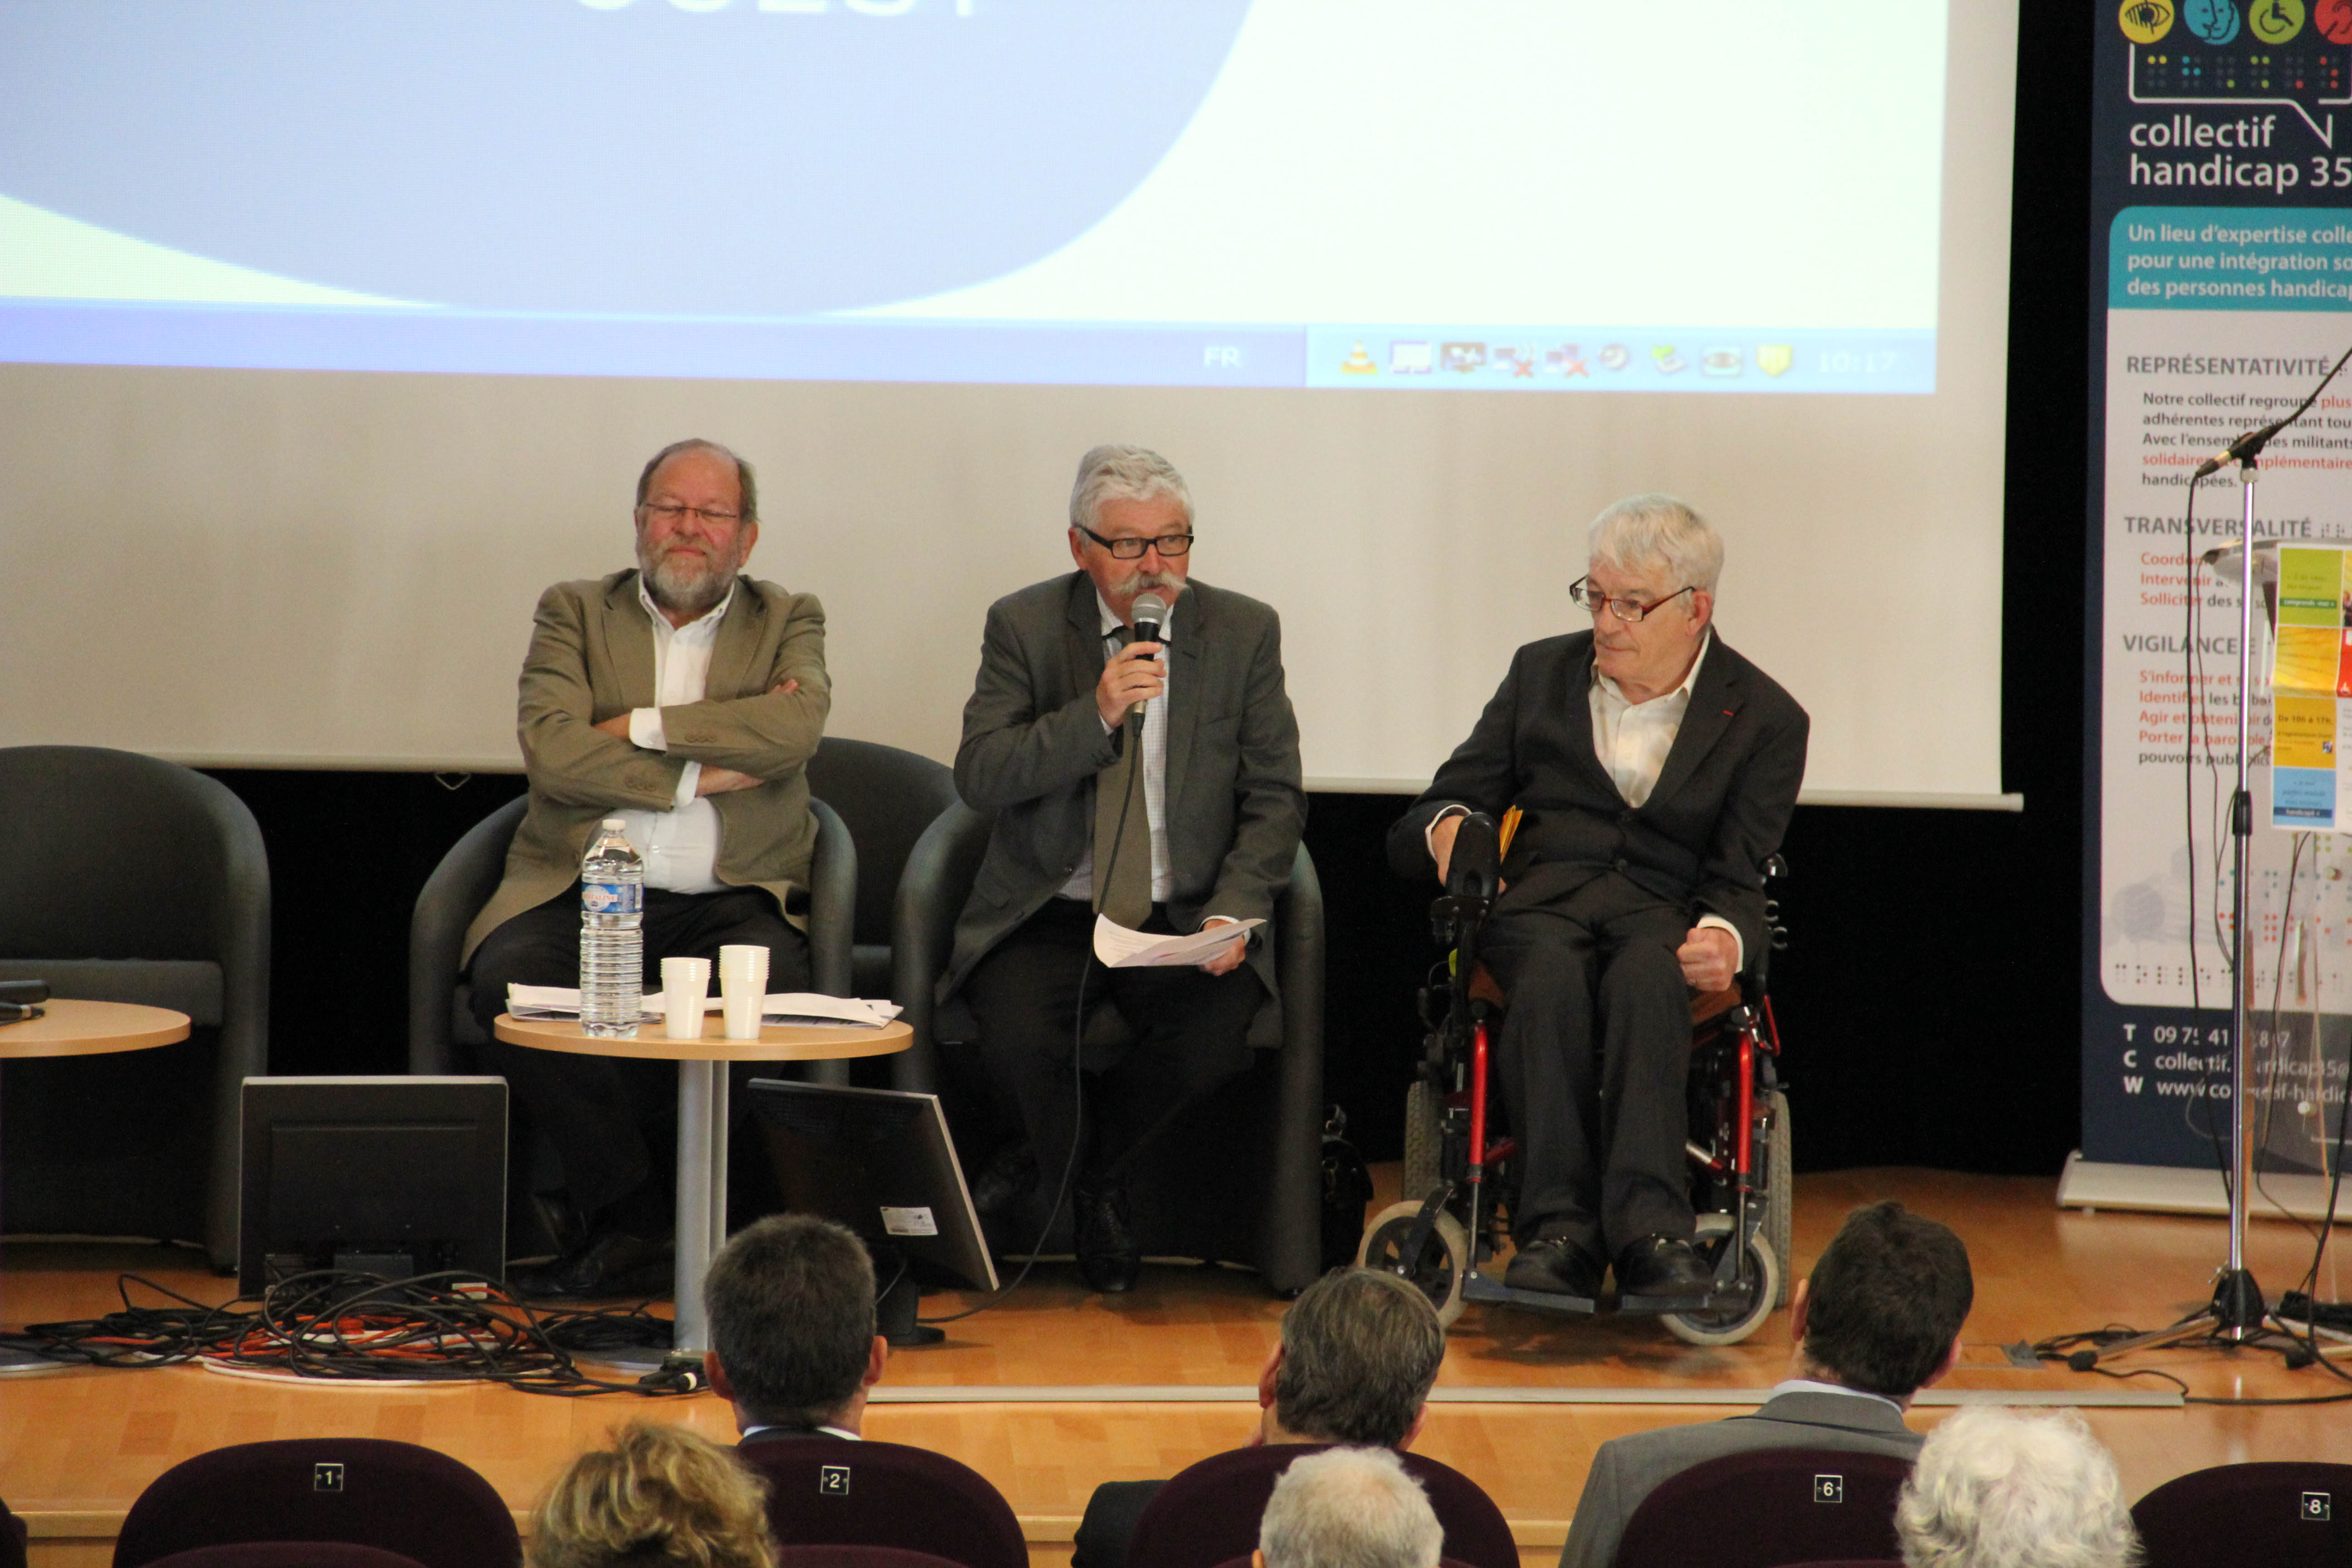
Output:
[6, 1168, 2349, 1568]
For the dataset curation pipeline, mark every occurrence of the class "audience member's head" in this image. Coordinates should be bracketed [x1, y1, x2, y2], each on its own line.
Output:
[1254, 1446, 1443, 1568]
[1794, 1200, 1974, 1402]
[701, 1214, 887, 1434]
[531, 1421, 775, 1568]
[1260, 1268, 1448, 1449]
[1896, 1407, 2141, 1568]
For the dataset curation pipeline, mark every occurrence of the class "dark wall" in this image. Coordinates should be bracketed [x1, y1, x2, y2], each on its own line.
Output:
[203, 1, 2095, 1178]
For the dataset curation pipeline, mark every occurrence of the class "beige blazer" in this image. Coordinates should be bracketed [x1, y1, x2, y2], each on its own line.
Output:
[461, 570, 831, 965]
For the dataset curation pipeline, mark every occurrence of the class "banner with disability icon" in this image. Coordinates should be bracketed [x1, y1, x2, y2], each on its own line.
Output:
[2086, 0, 2352, 1176]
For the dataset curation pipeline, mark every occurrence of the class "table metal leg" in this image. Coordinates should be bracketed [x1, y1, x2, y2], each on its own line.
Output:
[673, 1059, 721, 1354]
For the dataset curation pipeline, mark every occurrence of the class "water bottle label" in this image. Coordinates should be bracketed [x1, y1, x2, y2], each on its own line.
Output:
[582, 881, 642, 915]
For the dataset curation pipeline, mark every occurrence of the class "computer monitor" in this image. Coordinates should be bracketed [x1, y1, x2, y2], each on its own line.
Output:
[238, 1076, 506, 1296]
[742, 1078, 999, 1317]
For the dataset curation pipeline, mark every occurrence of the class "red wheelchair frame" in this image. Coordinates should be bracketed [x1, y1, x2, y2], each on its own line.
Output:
[1360, 821, 1791, 1345]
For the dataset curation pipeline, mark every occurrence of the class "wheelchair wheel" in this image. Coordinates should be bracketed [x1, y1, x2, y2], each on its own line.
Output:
[1661, 1213, 1779, 1347]
[1764, 1090, 1793, 1307]
[1402, 1079, 1443, 1201]
[1357, 1200, 1468, 1328]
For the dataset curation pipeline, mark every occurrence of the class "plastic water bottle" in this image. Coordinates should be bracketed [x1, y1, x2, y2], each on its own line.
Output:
[579, 818, 644, 1039]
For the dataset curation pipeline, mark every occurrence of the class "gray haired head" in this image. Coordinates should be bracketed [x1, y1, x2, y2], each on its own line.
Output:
[1586, 493, 1723, 594]
[1258, 1447, 1443, 1568]
[1068, 444, 1194, 534]
[637, 438, 758, 522]
[1274, 1268, 1447, 1447]
[1895, 1407, 2141, 1568]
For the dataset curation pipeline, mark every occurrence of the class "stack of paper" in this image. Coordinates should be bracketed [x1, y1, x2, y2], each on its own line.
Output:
[1091, 916, 1264, 968]
[507, 985, 902, 1028]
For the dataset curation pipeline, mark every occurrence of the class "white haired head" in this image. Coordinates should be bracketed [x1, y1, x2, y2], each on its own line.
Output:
[1896, 1407, 2141, 1568]
[1257, 1447, 1443, 1568]
[1069, 444, 1194, 535]
[1586, 494, 1723, 595]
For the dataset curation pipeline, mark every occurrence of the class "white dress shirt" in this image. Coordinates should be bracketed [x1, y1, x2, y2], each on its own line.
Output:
[1768, 1376, 1907, 1417]
[1060, 594, 1176, 906]
[614, 578, 733, 895]
[740, 1422, 860, 1441]
[1427, 632, 1740, 968]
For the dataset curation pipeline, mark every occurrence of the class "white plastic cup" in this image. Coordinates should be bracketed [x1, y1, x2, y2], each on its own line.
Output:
[661, 956, 711, 1041]
[718, 944, 769, 1041]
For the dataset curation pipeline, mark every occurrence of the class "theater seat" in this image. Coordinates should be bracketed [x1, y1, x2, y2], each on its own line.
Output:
[732, 1435, 1024, 1568]
[141, 1547, 433, 1568]
[1612, 1448, 1911, 1568]
[772, 1551, 969, 1568]
[1127, 1445, 1514, 1568]
[113, 1439, 518, 1568]
[2132, 1460, 2352, 1568]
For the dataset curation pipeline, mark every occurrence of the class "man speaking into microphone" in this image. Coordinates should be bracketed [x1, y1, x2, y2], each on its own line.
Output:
[942, 445, 1305, 1293]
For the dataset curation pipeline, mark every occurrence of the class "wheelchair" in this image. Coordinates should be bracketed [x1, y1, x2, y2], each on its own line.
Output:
[1356, 812, 1792, 1346]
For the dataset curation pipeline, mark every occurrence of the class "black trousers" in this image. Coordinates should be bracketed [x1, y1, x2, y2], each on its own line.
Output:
[468, 884, 811, 1231]
[1479, 870, 1695, 1257]
[964, 897, 1261, 1185]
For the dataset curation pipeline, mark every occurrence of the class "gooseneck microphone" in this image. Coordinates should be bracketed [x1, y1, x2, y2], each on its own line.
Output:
[1128, 593, 1168, 720]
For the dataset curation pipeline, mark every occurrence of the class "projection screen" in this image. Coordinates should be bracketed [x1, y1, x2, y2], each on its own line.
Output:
[0, 0, 2018, 802]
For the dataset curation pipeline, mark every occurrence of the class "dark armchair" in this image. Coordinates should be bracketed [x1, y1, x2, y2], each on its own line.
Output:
[0, 745, 270, 1269]
[891, 802, 1325, 1294]
[407, 795, 855, 1076]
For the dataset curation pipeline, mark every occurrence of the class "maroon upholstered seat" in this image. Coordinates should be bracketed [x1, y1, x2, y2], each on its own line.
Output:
[1126, 1445, 1514, 1568]
[1613, 1448, 1911, 1568]
[1211, 1559, 1476, 1568]
[771, 1550, 969, 1568]
[142, 1546, 434, 1568]
[113, 1439, 517, 1568]
[733, 1435, 1023, 1568]
[2132, 1460, 2352, 1568]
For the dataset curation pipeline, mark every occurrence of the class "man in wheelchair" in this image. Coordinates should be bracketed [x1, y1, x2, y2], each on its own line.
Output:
[1387, 495, 1807, 1302]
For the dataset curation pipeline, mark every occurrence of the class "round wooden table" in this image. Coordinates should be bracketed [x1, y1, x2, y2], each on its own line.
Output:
[0, 999, 190, 1058]
[1, 1000, 191, 1373]
[492, 1012, 911, 1353]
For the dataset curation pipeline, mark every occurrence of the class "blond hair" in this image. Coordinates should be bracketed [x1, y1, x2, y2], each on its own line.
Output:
[532, 1422, 776, 1568]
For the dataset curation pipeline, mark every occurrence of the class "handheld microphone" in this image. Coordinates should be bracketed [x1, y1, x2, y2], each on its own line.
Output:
[1128, 593, 1169, 720]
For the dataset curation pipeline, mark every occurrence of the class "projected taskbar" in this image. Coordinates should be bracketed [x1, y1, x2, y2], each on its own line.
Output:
[0, 301, 1933, 394]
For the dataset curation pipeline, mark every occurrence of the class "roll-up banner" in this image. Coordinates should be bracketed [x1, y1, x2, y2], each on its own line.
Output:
[2081, 0, 2352, 1209]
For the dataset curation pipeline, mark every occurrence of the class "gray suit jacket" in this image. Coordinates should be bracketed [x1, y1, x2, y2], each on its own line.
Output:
[463, 570, 831, 964]
[1558, 1390, 1923, 1568]
[943, 572, 1304, 998]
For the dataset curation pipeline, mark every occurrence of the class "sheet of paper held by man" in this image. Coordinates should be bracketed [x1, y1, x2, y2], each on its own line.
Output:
[506, 985, 900, 1027]
[1091, 916, 1265, 968]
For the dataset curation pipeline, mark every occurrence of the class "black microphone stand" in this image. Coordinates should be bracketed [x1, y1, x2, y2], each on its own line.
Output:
[2084, 344, 2352, 1365]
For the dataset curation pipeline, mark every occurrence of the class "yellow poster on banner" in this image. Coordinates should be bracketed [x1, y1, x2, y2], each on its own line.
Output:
[2271, 545, 2352, 828]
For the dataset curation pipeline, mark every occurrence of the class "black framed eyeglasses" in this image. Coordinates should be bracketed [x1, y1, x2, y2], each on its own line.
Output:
[1568, 577, 1695, 624]
[1077, 523, 1193, 559]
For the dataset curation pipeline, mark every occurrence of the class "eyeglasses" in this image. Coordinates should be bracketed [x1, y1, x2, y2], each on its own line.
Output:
[1077, 523, 1193, 559]
[640, 502, 744, 527]
[1568, 577, 1696, 624]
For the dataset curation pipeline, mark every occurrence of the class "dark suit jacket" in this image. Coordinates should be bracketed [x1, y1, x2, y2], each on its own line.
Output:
[1385, 631, 1806, 965]
[464, 570, 830, 963]
[944, 573, 1305, 998]
[1557, 1390, 1924, 1568]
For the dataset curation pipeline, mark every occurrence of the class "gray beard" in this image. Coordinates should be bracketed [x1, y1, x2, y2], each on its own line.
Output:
[641, 549, 734, 620]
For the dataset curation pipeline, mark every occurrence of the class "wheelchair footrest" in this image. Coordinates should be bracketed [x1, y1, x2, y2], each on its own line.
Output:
[1462, 1273, 1598, 1315]
[1460, 1271, 1755, 1318]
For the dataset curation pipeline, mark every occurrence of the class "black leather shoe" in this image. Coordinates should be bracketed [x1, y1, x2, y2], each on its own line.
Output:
[1074, 1178, 1142, 1294]
[1615, 1235, 1713, 1297]
[1504, 1237, 1605, 1298]
[508, 1227, 674, 1301]
[971, 1143, 1039, 1219]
